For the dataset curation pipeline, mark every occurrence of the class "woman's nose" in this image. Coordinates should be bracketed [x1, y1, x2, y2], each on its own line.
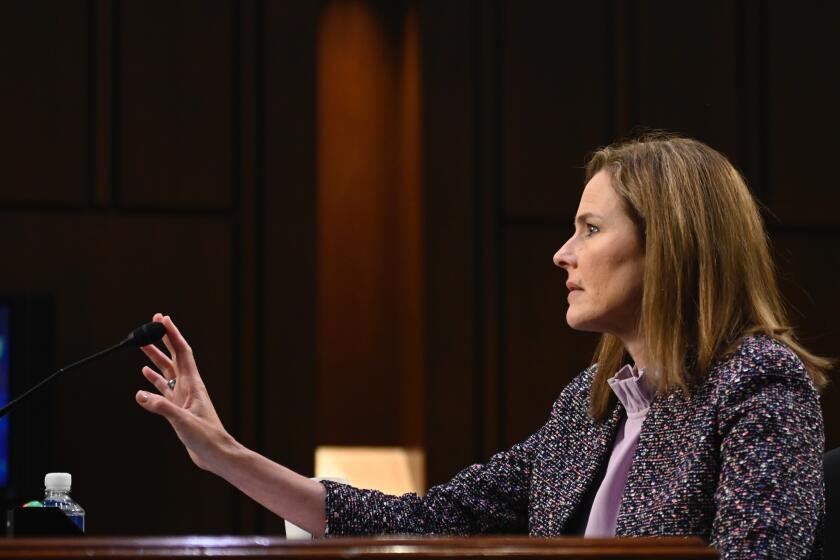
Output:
[553, 237, 577, 268]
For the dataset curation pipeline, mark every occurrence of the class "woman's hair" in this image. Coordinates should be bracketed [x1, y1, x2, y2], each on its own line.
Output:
[586, 132, 831, 420]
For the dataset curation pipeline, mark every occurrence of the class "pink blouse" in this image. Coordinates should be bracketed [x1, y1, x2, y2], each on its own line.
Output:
[583, 365, 652, 537]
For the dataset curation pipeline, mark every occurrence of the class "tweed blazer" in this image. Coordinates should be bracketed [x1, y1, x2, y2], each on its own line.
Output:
[322, 335, 824, 559]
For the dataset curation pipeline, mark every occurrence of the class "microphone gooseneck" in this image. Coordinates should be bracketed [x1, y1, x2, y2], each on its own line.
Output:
[0, 321, 167, 418]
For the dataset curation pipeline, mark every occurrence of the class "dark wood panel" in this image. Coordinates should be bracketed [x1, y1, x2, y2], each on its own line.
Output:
[231, 0, 262, 534]
[420, 1, 481, 486]
[119, 0, 233, 208]
[502, 227, 599, 447]
[502, 0, 611, 219]
[0, 0, 89, 204]
[475, 0, 503, 458]
[765, 2, 840, 227]
[633, 0, 741, 164]
[262, 0, 322, 535]
[0, 214, 235, 534]
[772, 230, 840, 451]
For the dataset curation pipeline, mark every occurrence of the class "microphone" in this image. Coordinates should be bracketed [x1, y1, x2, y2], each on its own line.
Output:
[120, 322, 166, 348]
[0, 321, 167, 418]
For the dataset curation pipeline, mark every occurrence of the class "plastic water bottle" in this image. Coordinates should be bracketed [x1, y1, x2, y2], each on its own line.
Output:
[42, 472, 85, 532]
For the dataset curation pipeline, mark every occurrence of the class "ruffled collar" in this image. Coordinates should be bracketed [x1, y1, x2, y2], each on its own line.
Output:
[607, 364, 652, 418]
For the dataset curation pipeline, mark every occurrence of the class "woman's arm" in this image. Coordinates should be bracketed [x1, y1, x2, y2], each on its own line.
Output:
[712, 346, 824, 559]
[134, 314, 327, 536]
[135, 313, 574, 537]
[320, 432, 539, 535]
[208, 443, 327, 536]
[320, 370, 599, 536]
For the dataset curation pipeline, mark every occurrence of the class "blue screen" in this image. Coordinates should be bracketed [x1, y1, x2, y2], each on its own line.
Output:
[0, 305, 9, 485]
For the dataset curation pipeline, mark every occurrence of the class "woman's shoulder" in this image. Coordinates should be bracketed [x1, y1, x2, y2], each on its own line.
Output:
[562, 363, 599, 395]
[707, 334, 811, 390]
[548, 364, 598, 415]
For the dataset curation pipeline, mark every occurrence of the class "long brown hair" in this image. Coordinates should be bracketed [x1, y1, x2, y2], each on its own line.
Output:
[587, 133, 831, 420]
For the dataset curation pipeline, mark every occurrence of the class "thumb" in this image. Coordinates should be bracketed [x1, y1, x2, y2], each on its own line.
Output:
[136, 390, 185, 423]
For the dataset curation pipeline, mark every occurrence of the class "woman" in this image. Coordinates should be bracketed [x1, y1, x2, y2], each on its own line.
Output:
[135, 134, 828, 559]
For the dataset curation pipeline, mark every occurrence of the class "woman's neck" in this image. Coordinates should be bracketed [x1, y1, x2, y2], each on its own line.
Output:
[620, 333, 649, 372]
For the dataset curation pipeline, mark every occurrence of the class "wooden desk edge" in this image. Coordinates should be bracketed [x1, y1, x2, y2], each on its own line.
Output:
[0, 535, 717, 558]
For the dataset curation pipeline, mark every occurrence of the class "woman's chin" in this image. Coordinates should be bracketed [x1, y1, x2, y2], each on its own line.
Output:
[565, 311, 596, 332]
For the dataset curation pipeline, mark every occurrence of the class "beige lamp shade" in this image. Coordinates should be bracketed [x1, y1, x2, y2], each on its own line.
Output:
[315, 446, 426, 496]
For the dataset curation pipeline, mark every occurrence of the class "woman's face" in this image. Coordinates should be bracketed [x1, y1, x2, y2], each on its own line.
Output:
[553, 170, 645, 338]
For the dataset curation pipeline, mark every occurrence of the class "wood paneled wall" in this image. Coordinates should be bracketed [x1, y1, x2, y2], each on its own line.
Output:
[0, 0, 321, 535]
[0, 0, 837, 536]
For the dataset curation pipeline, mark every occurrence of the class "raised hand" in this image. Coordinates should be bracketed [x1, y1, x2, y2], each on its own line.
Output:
[135, 313, 236, 471]
[135, 313, 326, 535]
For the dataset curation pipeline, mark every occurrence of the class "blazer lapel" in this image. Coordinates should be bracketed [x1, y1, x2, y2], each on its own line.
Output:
[537, 403, 622, 535]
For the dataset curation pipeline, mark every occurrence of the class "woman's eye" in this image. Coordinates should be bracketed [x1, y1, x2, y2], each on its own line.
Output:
[586, 224, 600, 235]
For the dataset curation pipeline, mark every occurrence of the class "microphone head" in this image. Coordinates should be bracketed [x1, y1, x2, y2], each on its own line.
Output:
[124, 322, 167, 347]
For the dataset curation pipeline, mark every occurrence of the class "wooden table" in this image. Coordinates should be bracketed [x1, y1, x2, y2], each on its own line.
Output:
[0, 535, 717, 559]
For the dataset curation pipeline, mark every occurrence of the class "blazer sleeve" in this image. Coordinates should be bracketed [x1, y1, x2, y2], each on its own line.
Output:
[320, 425, 544, 536]
[711, 345, 824, 559]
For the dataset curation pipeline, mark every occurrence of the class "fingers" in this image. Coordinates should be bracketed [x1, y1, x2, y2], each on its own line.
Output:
[135, 391, 196, 440]
[154, 314, 177, 357]
[142, 366, 174, 395]
[141, 345, 173, 376]
[150, 313, 194, 362]
[144, 312, 175, 363]
[144, 313, 200, 384]
[136, 390, 185, 425]
[160, 315, 192, 357]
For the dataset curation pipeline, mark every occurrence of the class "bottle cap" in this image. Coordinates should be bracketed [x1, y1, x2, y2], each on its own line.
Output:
[44, 472, 72, 491]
